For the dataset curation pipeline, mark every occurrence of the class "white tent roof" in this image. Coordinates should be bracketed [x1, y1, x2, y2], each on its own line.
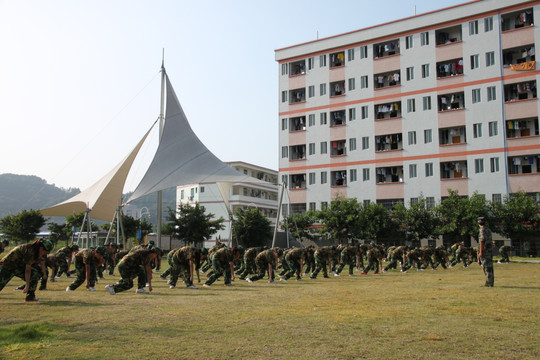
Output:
[126, 75, 264, 203]
[40, 124, 155, 221]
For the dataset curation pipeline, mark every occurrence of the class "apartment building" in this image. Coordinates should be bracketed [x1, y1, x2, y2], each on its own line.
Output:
[176, 161, 279, 246]
[276, 0, 540, 214]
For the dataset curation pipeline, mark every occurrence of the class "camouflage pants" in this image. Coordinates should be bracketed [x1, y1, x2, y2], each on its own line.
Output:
[283, 258, 302, 280]
[56, 258, 69, 277]
[304, 257, 315, 274]
[113, 263, 146, 293]
[451, 250, 468, 267]
[239, 257, 256, 280]
[336, 253, 355, 275]
[384, 255, 405, 272]
[205, 259, 231, 286]
[433, 254, 448, 269]
[363, 254, 380, 274]
[168, 257, 192, 288]
[481, 257, 494, 287]
[0, 265, 40, 300]
[67, 260, 97, 291]
[500, 251, 510, 263]
[311, 253, 328, 278]
[249, 259, 274, 282]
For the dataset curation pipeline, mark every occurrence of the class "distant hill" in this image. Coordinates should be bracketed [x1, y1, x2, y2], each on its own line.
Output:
[0, 173, 80, 219]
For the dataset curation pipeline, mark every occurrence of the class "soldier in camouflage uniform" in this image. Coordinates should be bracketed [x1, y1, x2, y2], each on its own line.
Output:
[477, 217, 494, 287]
[335, 245, 360, 276]
[404, 247, 426, 271]
[0, 238, 52, 302]
[0, 239, 9, 254]
[498, 245, 512, 263]
[362, 244, 384, 275]
[281, 247, 307, 281]
[167, 246, 206, 289]
[238, 247, 263, 280]
[310, 246, 333, 279]
[201, 241, 226, 273]
[204, 247, 242, 287]
[39, 252, 67, 290]
[383, 245, 409, 272]
[420, 246, 436, 269]
[433, 245, 450, 269]
[330, 245, 341, 274]
[66, 246, 107, 292]
[55, 244, 79, 278]
[278, 248, 290, 277]
[105, 246, 160, 295]
[450, 243, 470, 268]
[385, 245, 396, 262]
[247, 248, 279, 284]
[303, 246, 316, 275]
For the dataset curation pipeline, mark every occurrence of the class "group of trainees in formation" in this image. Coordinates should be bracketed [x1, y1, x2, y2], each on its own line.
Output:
[0, 237, 512, 302]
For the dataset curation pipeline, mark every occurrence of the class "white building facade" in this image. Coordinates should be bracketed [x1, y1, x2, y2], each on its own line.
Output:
[176, 161, 278, 246]
[276, 0, 540, 214]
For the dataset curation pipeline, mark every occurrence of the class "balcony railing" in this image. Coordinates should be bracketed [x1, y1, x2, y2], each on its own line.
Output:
[375, 101, 401, 119]
[504, 81, 537, 102]
[437, 58, 464, 78]
[440, 161, 468, 179]
[440, 126, 466, 145]
[374, 39, 400, 58]
[506, 118, 539, 138]
[375, 133, 403, 152]
[375, 70, 401, 89]
[376, 166, 404, 184]
[501, 8, 533, 32]
[438, 92, 465, 112]
[435, 25, 462, 46]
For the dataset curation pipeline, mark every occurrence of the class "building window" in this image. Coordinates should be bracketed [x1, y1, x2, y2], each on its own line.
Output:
[361, 106, 369, 119]
[486, 51, 495, 67]
[361, 75, 368, 89]
[321, 171, 327, 184]
[362, 136, 369, 150]
[490, 157, 499, 172]
[469, 20, 478, 35]
[281, 146, 288, 158]
[308, 85, 315, 98]
[473, 123, 483, 138]
[360, 45, 368, 59]
[320, 83, 327, 96]
[349, 108, 356, 121]
[407, 98, 416, 113]
[362, 168, 370, 181]
[471, 54, 479, 69]
[410, 197, 419, 205]
[347, 48, 355, 61]
[309, 172, 316, 185]
[349, 138, 357, 151]
[281, 91, 287, 103]
[475, 158, 484, 173]
[409, 164, 417, 178]
[281, 63, 288, 76]
[422, 64, 429, 78]
[321, 201, 328, 210]
[350, 169, 357, 182]
[320, 112, 327, 125]
[281, 118, 287, 131]
[423, 96, 431, 110]
[309, 202, 316, 211]
[472, 88, 481, 104]
[421, 31, 429, 46]
[408, 131, 417, 145]
[487, 86, 496, 101]
[484, 17, 493, 32]
[405, 35, 413, 49]
[424, 129, 432, 143]
[320, 141, 328, 154]
[309, 143, 315, 155]
[426, 197, 435, 209]
[492, 193, 502, 203]
[425, 163, 433, 177]
[348, 78, 356, 91]
[180, 189, 184, 200]
[308, 57, 315, 70]
[308, 114, 315, 127]
[406, 67, 414, 81]
[489, 121, 498, 137]
[320, 54, 327, 67]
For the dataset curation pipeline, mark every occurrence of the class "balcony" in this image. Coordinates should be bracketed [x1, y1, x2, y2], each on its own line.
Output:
[440, 161, 468, 179]
[435, 25, 462, 46]
[330, 140, 346, 156]
[330, 51, 345, 68]
[375, 101, 401, 120]
[504, 81, 537, 102]
[437, 58, 464, 79]
[330, 80, 346, 97]
[289, 59, 306, 77]
[374, 39, 400, 59]
[438, 92, 465, 112]
[439, 126, 466, 146]
[376, 166, 404, 184]
[289, 145, 306, 161]
[502, 45, 535, 75]
[289, 88, 306, 104]
[289, 174, 306, 190]
[330, 110, 346, 126]
[506, 118, 539, 139]
[289, 116, 306, 132]
[374, 70, 401, 89]
[501, 8, 533, 32]
[375, 133, 403, 152]
[331, 170, 347, 186]
[508, 155, 540, 175]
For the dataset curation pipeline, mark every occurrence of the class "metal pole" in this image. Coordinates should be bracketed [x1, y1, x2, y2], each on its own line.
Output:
[157, 51, 166, 249]
[272, 182, 286, 248]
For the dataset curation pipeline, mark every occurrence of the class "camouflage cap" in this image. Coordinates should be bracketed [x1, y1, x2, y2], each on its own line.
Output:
[95, 246, 107, 257]
[148, 240, 155, 246]
[41, 239, 53, 252]
[71, 244, 79, 251]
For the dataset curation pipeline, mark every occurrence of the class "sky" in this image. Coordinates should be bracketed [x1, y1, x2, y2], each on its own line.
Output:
[0, 0, 466, 192]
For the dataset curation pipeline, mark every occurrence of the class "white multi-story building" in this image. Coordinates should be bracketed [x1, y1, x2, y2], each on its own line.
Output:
[176, 161, 279, 246]
[276, 0, 540, 214]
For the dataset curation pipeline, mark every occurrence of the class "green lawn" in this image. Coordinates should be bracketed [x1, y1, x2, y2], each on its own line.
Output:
[1, 260, 539, 360]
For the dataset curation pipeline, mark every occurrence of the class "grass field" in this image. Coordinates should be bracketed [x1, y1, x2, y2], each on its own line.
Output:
[1, 259, 539, 360]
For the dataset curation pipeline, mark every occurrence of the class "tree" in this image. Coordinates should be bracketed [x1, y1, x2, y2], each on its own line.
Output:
[357, 202, 393, 242]
[0, 209, 46, 243]
[318, 197, 362, 244]
[47, 222, 70, 245]
[282, 210, 319, 243]
[65, 211, 99, 235]
[232, 208, 272, 248]
[392, 196, 439, 246]
[165, 203, 224, 246]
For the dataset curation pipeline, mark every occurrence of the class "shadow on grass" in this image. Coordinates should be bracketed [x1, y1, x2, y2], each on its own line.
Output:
[36, 300, 110, 307]
[497, 285, 540, 290]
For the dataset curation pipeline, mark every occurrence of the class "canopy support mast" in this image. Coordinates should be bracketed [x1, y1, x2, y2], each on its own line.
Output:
[157, 50, 166, 248]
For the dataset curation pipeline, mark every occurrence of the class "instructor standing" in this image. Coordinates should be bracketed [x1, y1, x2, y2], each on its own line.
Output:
[477, 217, 494, 287]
